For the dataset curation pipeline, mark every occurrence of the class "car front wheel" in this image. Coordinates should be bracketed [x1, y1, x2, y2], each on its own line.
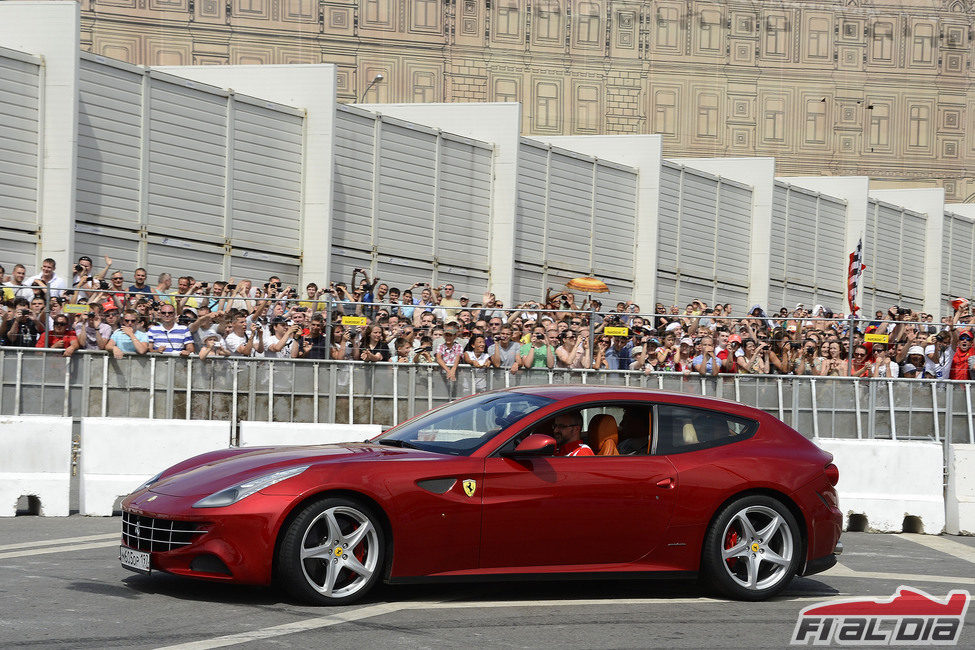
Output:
[702, 495, 800, 601]
[277, 497, 385, 605]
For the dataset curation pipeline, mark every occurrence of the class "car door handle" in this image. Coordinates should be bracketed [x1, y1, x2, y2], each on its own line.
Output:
[655, 477, 675, 489]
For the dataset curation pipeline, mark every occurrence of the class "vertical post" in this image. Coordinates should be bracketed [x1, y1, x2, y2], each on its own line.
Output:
[324, 295, 334, 355]
[230, 359, 239, 445]
[847, 312, 856, 377]
[587, 303, 595, 369]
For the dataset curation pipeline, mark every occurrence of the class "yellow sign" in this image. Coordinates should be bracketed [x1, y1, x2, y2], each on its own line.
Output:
[63, 304, 90, 314]
[341, 316, 367, 327]
[604, 326, 630, 337]
[462, 479, 477, 497]
[865, 333, 889, 344]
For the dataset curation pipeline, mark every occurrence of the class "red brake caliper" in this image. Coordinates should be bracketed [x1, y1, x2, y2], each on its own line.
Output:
[353, 524, 366, 563]
[724, 529, 740, 568]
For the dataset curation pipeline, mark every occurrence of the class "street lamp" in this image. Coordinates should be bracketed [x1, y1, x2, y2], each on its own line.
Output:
[359, 73, 384, 103]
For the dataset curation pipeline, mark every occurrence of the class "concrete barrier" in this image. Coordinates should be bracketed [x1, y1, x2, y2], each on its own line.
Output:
[0, 416, 73, 516]
[815, 439, 945, 534]
[238, 421, 381, 447]
[79, 418, 230, 516]
[946, 444, 975, 535]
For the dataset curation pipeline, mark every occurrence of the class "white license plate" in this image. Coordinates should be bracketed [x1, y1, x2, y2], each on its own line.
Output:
[119, 545, 151, 574]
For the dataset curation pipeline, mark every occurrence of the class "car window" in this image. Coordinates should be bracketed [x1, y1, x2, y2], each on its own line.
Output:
[653, 404, 757, 455]
[496, 403, 652, 457]
[377, 391, 553, 455]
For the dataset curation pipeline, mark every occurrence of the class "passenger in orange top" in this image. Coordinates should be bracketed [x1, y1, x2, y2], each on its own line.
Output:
[552, 412, 594, 457]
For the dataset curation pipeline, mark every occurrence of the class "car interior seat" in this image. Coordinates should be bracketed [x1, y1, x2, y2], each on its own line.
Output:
[587, 413, 620, 456]
[618, 407, 651, 455]
[680, 419, 699, 445]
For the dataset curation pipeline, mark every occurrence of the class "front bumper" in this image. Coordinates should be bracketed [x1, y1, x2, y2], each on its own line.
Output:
[120, 489, 297, 585]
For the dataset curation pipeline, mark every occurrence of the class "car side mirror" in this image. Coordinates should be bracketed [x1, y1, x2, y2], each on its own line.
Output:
[502, 433, 556, 458]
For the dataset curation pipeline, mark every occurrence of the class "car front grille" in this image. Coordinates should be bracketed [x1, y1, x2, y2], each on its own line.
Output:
[121, 511, 206, 552]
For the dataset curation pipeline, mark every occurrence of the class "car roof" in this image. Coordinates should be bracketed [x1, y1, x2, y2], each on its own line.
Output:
[507, 384, 770, 419]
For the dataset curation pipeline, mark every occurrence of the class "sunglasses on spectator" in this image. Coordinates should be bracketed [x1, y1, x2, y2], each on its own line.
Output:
[54, 320, 67, 326]
[123, 318, 138, 323]
[160, 310, 175, 315]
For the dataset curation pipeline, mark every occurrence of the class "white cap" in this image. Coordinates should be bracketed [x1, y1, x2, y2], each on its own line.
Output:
[907, 345, 925, 356]
[680, 337, 694, 346]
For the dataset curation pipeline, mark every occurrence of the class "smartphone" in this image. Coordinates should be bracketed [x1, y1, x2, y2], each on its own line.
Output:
[226, 284, 237, 291]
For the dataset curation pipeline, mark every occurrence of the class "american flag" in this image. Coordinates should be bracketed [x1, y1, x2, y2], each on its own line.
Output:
[847, 239, 865, 315]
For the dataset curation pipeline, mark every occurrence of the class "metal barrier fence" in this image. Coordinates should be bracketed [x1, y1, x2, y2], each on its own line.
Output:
[2, 349, 973, 444]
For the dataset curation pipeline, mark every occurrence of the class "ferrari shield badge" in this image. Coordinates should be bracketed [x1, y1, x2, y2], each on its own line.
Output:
[462, 479, 477, 497]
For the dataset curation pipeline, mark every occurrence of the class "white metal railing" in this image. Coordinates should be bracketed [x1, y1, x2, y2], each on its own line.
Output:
[0, 348, 972, 444]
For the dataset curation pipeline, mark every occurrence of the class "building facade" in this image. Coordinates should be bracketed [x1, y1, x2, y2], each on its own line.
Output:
[71, 0, 975, 200]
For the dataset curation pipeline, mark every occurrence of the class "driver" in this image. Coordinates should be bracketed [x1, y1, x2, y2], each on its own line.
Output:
[551, 412, 594, 457]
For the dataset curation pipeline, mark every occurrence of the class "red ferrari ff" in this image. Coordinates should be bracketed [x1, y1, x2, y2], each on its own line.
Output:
[119, 385, 842, 605]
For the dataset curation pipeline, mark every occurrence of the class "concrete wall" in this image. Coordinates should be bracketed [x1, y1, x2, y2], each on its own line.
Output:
[671, 158, 775, 308]
[0, 1, 80, 273]
[157, 64, 336, 289]
[870, 188, 946, 317]
[355, 102, 522, 303]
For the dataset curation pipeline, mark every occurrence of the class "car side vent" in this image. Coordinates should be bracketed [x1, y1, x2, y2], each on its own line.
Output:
[416, 478, 457, 495]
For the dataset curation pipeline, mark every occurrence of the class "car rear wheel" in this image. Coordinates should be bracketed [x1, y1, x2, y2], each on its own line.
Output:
[277, 497, 384, 605]
[702, 495, 800, 601]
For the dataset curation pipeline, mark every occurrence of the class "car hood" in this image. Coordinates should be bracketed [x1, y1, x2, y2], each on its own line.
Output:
[149, 442, 435, 498]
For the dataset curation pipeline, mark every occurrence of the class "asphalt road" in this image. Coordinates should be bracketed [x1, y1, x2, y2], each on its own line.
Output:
[1, 517, 972, 649]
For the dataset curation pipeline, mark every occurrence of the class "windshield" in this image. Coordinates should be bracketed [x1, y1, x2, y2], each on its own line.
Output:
[376, 391, 554, 456]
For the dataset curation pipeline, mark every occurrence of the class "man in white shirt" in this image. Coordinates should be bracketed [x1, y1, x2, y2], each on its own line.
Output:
[224, 314, 263, 356]
[26, 258, 67, 298]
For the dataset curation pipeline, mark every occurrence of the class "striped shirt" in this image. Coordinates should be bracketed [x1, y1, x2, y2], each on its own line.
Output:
[148, 323, 194, 353]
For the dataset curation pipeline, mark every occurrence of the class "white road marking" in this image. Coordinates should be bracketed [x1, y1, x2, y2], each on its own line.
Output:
[154, 602, 414, 649]
[0, 533, 118, 552]
[152, 594, 840, 649]
[823, 562, 974, 585]
[897, 533, 975, 564]
[0, 540, 120, 560]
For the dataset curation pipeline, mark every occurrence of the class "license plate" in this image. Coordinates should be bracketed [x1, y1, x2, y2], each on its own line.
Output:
[119, 545, 151, 574]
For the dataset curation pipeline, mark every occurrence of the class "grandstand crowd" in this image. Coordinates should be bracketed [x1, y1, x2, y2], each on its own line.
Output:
[2, 256, 974, 381]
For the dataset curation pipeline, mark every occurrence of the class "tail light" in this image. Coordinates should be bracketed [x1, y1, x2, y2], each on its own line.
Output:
[824, 463, 839, 486]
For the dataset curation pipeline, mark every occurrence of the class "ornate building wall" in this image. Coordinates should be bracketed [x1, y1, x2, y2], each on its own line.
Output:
[75, 0, 975, 200]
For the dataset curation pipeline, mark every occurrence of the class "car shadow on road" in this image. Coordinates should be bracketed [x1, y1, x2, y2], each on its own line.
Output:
[111, 573, 839, 609]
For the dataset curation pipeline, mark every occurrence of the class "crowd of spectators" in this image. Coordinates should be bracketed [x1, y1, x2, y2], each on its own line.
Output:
[2, 257, 975, 382]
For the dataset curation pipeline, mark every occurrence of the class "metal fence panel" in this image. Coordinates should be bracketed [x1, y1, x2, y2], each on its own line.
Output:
[0, 49, 40, 233]
[2, 350, 972, 446]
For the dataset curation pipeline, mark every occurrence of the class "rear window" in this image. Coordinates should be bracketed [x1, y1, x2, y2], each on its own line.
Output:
[654, 404, 757, 455]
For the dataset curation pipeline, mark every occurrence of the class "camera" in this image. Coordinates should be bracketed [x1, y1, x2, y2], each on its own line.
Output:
[200, 282, 209, 289]
[226, 284, 237, 291]
[74, 264, 83, 274]
[99, 280, 109, 290]
[177, 315, 193, 326]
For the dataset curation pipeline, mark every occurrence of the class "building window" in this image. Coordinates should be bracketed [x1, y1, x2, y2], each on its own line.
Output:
[575, 85, 599, 132]
[496, 0, 520, 37]
[765, 15, 789, 56]
[577, 2, 600, 45]
[807, 17, 830, 58]
[763, 97, 786, 142]
[535, 1, 560, 41]
[699, 10, 721, 51]
[411, 0, 438, 29]
[871, 22, 893, 61]
[804, 100, 827, 144]
[656, 6, 679, 49]
[363, 0, 391, 25]
[869, 104, 890, 146]
[697, 93, 719, 138]
[536, 82, 560, 129]
[912, 23, 934, 64]
[494, 78, 518, 103]
[653, 90, 677, 135]
[908, 105, 930, 147]
[413, 72, 435, 102]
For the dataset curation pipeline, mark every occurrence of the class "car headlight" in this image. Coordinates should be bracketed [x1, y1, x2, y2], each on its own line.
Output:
[192, 465, 309, 508]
